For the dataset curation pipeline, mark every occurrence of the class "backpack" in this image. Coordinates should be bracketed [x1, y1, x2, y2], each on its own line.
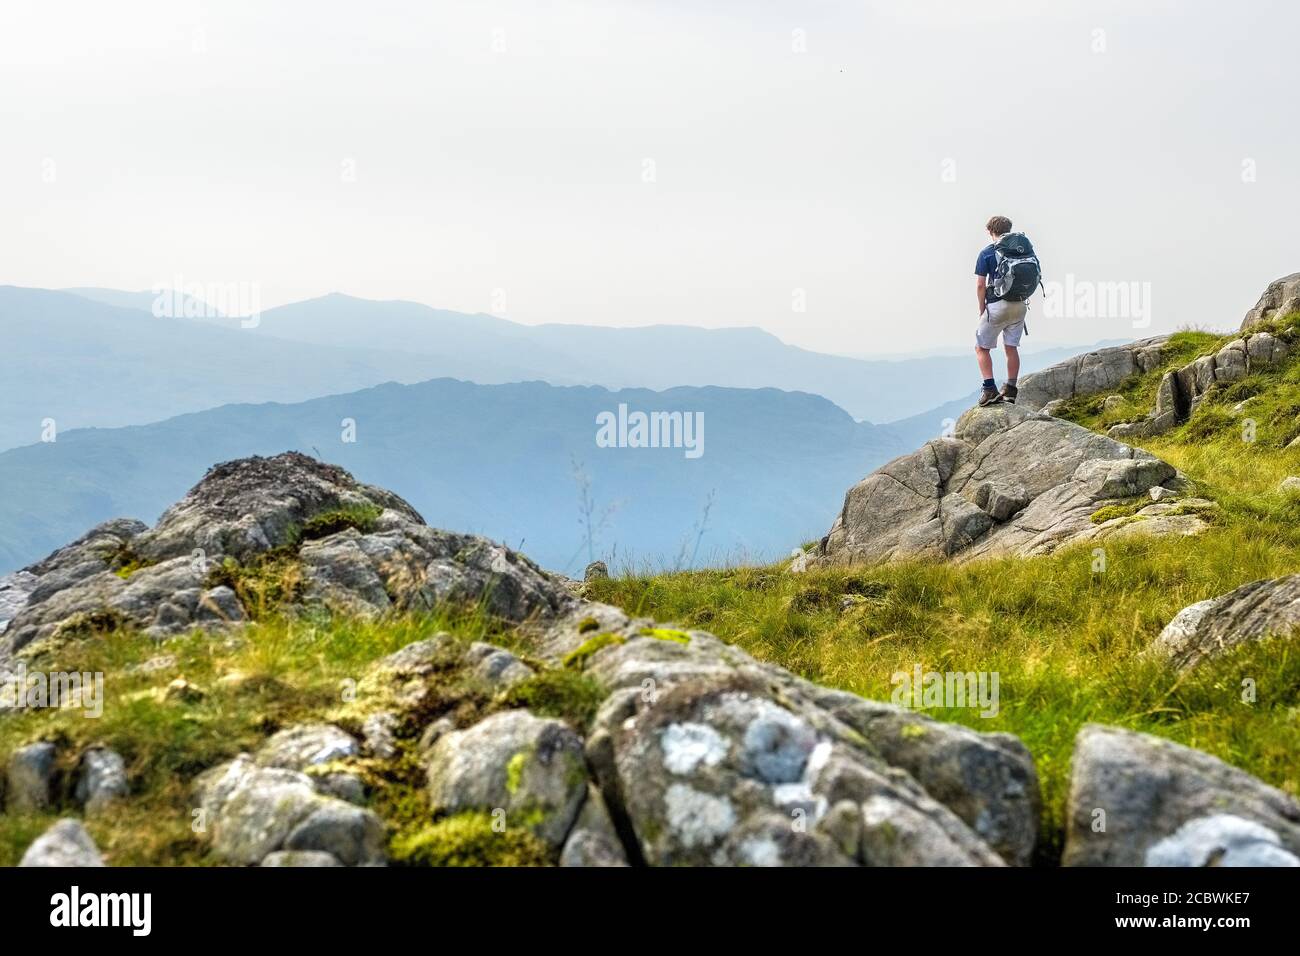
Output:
[989, 233, 1043, 302]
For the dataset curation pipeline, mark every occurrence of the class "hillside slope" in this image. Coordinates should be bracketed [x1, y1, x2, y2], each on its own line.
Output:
[3, 451, 1295, 868]
[590, 310, 1300, 858]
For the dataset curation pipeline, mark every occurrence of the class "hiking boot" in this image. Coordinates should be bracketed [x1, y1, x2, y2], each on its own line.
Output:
[1000, 383, 1019, 404]
[978, 385, 1003, 407]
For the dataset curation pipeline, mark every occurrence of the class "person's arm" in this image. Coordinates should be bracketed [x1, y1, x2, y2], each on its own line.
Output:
[976, 275, 987, 316]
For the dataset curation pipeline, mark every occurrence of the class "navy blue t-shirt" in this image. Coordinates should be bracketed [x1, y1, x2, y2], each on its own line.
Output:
[975, 243, 1002, 304]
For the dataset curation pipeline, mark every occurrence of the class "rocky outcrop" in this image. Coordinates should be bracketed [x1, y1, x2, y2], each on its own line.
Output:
[810, 404, 1205, 566]
[10, 455, 1295, 868]
[1241, 272, 1300, 330]
[1017, 336, 1169, 411]
[1150, 575, 1300, 670]
[1108, 330, 1291, 440]
[0, 571, 36, 635]
[0, 453, 575, 658]
[534, 604, 1041, 866]
[1063, 725, 1300, 866]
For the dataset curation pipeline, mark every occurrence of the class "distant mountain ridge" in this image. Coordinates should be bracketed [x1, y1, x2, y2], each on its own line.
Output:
[0, 286, 556, 452]
[54, 286, 1126, 426]
[0, 377, 921, 575]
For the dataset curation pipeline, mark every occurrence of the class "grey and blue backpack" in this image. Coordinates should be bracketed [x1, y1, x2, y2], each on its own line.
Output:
[990, 233, 1043, 302]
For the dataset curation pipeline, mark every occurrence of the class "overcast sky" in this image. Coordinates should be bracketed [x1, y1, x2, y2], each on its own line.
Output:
[3, 0, 1296, 356]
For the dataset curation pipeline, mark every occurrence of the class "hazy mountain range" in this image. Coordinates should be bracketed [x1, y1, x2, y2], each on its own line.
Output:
[0, 283, 1125, 572]
[0, 378, 922, 576]
[16, 286, 1116, 432]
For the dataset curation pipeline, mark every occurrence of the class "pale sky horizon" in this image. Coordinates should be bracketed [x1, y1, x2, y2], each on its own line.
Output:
[4, 0, 1297, 356]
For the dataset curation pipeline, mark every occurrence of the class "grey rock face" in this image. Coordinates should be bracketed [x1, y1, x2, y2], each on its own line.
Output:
[74, 746, 129, 815]
[256, 723, 360, 771]
[281, 800, 386, 865]
[425, 709, 588, 850]
[559, 786, 630, 867]
[19, 819, 105, 867]
[0, 571, 38, 635]
[1240, 272, 1300, 330]
[813, 404, 1198, 565]
[1150, 575, 1300, 670]
[253, 723, 365, 805]
[463, 642, 534, 689]
[1017, 336, 1169, 411]
[1145, 814, 1300, 867]
[1018, 317, 1294, 438]
[812, 688, 1039, 866]
[2, 453, 575, 657]
[361, 711, 400, 760]
[5, 741, 58, 811]
[1062, 725, 1300, 867]
[1108, 332, 1291, 440]
[545, 605, 1027, 867]
[193, 754, 385, 866]
[596, 671, 997, 866]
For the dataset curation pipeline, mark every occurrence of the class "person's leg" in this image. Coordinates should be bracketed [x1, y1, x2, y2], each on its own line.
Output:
[997, 303, 1027, 402]
[975, 311, 1003, 405]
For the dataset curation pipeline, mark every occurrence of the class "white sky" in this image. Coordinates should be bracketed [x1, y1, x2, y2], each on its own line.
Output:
[2, 0, 1296, 355]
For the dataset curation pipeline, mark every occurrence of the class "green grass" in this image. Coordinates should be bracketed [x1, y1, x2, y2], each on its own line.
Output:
[300, 503, 384, 540]
[0, 604, 514, 866]
[6, 316, 1300, 867]
[587, 536, 1300, 863]
[583, 316, 1300, 863]
[390, 811, 551, 867]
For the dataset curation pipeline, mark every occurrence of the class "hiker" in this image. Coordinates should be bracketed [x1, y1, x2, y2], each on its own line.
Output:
[974, 215, 1042, 406]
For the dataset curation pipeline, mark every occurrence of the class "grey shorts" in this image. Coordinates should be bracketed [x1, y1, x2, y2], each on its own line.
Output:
[976, 299, 1027, 349]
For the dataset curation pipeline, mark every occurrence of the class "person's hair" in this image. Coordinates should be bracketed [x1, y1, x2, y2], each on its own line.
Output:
[986, 215, 1013, 236]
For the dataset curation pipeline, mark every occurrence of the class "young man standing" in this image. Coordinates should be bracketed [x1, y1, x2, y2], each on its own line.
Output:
[974, 215, 1039, 406]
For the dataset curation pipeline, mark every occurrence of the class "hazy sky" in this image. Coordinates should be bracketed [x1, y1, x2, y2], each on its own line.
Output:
[3, 0, 1296, 356]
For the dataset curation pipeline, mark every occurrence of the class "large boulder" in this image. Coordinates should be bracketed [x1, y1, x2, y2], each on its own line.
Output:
[590, 671, 999, 866]
[1150, 575, 1300, 669]
[812, 404, 1202, 565]
[545, 604, 1039, 866]
[74, 746, 130, 815]
[0, 453, 575, 656]
[425, 710, 588, 850]
[1017, 336, 1168, 411]
[1241, 272, 1300, 330]
[193, 754, 385, 866]
[5, 741, 57, 811]
[19, 819, 105, 867]
[1062, 725, 1300, 867]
